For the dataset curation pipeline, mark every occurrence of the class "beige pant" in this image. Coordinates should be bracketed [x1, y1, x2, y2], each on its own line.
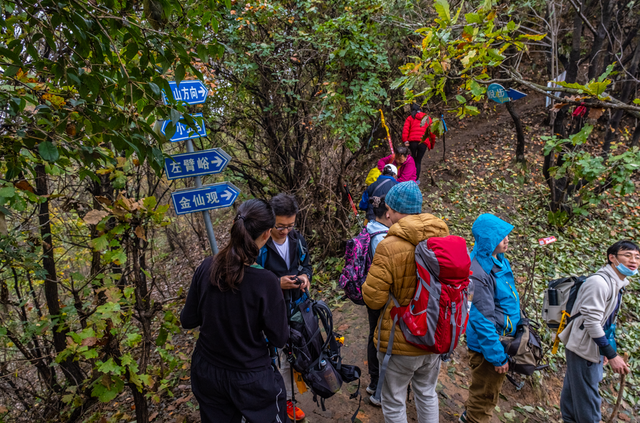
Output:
[377, 352, 441, 423]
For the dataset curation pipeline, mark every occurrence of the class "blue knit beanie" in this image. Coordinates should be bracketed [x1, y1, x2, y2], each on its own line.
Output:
[385, 181, 422, 214]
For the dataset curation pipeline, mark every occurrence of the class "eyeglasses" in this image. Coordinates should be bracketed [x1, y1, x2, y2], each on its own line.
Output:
[274, 225, 295, 231]
[617, 253, 640, 261]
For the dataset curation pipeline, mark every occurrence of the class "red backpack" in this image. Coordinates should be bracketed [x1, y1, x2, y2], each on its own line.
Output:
[392, 235, 471, 357]
[373, 236, 471, 401]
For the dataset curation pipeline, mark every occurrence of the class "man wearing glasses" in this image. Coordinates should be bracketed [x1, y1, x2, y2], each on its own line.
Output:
[257, 193, 312, 421]
[559, 240, 637, 423]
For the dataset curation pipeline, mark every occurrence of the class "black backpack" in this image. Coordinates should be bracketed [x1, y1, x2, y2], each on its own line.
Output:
[284, 292, 361, 413]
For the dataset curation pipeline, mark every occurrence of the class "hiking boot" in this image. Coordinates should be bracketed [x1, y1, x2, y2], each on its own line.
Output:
[287, 401, 305, 421]
[366, 378, 378, 395]
[458, 411, 468, 423]
[369, 394, 381, 407]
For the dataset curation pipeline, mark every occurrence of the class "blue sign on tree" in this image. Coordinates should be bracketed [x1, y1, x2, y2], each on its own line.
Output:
[171, 182, 241, 215]
[164, 148, 232, 180]
[160, 113, 207, 142]
[163, 80, 209, 105]
[487, 83, 510, 104]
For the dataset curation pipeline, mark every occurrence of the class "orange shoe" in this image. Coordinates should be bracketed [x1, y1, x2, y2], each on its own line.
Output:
[286, 400, 305, 421]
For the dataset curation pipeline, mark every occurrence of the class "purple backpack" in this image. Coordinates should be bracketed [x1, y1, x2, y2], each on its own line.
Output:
[339, 228, 388, 305]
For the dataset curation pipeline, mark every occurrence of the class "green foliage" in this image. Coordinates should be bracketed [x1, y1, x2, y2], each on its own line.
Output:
[541, 126, 640, 226]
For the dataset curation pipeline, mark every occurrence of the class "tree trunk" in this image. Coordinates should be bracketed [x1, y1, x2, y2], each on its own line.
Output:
[566, 0, 585, 84]
[505, 101, 526, 163]
[131, 235, 151, 423]
[631, 121, 640, 148]
[602, 38, 640, 154]
[587, 0, 614, 80]
[35, 164, 85, 386]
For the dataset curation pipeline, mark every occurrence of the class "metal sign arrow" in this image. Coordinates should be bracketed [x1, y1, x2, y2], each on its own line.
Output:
[506, 88, 527, 101]
[164, 148, 232, 180]
[162, 80, 209, 105]
[171, 182, 241, 216]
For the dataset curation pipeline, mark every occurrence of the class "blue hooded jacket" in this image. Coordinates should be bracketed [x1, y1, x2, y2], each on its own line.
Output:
[466, 214, 521, 367]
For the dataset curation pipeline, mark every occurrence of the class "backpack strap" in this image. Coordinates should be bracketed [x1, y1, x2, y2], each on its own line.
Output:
[257, 246, 267, 268]
[373, 292, 400, 402]
[371, 178, 393, 198]
[568, 271, 615, 323]
[367, 229, 389, 260]
[297, 236, 307, 273]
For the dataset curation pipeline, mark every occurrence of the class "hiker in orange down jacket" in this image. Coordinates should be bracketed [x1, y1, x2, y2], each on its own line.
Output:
[363, 181, 449, 423]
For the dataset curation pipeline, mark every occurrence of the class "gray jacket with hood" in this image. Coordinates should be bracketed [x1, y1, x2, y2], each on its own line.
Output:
[558, 264, 628, 363]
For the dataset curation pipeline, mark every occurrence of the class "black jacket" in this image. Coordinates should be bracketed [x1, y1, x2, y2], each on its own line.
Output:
[257, 230, 313, 303]
[180, 257, 289, 371]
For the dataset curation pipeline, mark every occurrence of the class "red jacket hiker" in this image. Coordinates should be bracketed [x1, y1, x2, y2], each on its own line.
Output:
[377, 154, 417, 183]
[402, 112, 436, 149]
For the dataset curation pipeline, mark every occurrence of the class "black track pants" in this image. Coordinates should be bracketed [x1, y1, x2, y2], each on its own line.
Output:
[367, 305, 381, 380]
[408, 141, 428, 180]
[191, 349, 290, 423]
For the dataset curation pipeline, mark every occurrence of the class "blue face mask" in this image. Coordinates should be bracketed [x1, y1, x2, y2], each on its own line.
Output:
[616, 262, 638, 277]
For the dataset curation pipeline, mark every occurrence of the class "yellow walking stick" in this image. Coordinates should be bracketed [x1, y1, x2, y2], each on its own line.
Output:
[379, 109, 395, 162]
[551, 310, 571, 354]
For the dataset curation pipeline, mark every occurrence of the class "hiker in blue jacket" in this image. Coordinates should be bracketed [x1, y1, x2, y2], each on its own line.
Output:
[359, 164, 397, 222]
[460, 214, 521, 423]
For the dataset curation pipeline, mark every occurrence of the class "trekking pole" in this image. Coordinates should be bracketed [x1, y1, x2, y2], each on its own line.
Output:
[441, 114, 448, 162]
[290, 363, 297, 423]
[523, 236, 557, 311]
[379, 109, 395, 161]
[343, 183, 364, 229]
[606, 352, 629, 423]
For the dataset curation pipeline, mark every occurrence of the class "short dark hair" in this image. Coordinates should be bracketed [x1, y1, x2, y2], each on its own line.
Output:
[396, 146, 409, 157]
[270, 193, 299, 217]
[607, 240, 640, 264]
[371, 196, 388, 219]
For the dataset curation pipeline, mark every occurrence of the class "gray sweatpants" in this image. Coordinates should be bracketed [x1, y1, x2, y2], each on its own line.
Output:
[377, 352, 441, 423]
[560, 349, 604, 423]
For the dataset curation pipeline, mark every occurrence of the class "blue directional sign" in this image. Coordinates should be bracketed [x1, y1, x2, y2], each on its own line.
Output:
[487, 83, 510, 104]
[171, 182, 241, 215]
[507, 88, 527, 101]
[164, 148, 232, 180]
[163, 80, 209, 105]
[160, 113, 207, 142]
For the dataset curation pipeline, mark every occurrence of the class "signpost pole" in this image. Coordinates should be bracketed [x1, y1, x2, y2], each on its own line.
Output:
[186, 139, 219, 255]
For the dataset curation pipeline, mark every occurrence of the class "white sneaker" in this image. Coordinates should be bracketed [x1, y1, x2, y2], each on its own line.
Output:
[369, 395, 381, 407]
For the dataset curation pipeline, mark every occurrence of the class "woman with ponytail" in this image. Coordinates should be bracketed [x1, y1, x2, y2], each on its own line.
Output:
[181, 199, 289, 423]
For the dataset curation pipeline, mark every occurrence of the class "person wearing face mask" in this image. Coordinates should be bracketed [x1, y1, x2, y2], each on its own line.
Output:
[460, 214, 520, 423]
[559, 240, 637, 423]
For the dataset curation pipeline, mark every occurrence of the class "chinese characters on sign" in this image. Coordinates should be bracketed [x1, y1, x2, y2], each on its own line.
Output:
[171, 183, 240, 215]
[487, 83, 510, 104]
[164, 148, 232, 180]
[162, 80, 210, 105]
[160, 113, 208, 142]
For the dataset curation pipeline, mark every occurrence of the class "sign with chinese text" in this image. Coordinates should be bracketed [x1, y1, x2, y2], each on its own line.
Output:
[163, 80, 209, 105]
[160, 113, 207, 142]
[171, 182, 240, 215]
[487, 83, 511, 103]
[164, 148, 231, 180]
